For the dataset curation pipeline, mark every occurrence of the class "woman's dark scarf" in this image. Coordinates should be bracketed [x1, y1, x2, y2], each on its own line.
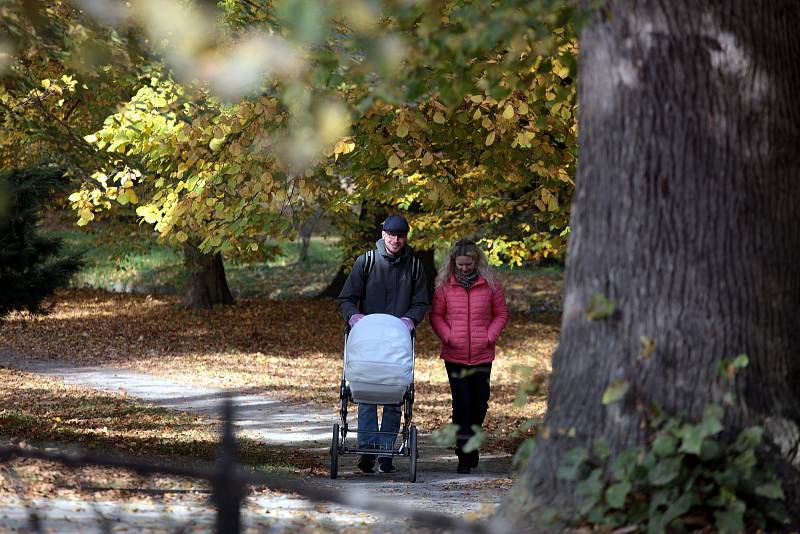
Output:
[455, 269, 479, 290]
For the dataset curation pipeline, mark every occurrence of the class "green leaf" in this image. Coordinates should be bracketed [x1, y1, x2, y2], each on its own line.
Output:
[462, 425, 485, 453]
[717, 354, 749, 380]
[652, 434, 676, 457]
[755, 481, 785, 500]
[576, 468, 604, 514]
[733, 425, 763, 451]
[647, 456, 682, 486]
[431, 423, 458, 447]
[677, 407, 723, 455]
[586, 292, 615, 320]
[592, 437, 610, 460]
[714, 501, 745, 534]
[731, 354, 749, 368]
[764, 499, 790, 524]
[512, 438, 536, 470]
[557, 447, 589, 481]
[611, 447, 643, 480]
[662, 491, 694, 523]
[602, 379, 629, 405]
[605, 481, 631, 509]
[539, 507, 563, 525]
[699, 438, 722, 461]
[647, 512, 666, 534]
[677, 427, 704, 455]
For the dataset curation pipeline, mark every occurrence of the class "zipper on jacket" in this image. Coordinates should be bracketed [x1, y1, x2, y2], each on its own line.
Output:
[466, 286, 471, 365]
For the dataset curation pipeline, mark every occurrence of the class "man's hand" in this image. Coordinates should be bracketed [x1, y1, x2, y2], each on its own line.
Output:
[348, 314, 365, 327]
[400, 317, 415, 331]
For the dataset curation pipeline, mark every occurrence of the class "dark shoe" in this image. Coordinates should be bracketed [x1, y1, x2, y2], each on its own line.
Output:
[378, 460, 396, 473]
[456, 460, 471, 474]
[469, 450, 479, 469]
[357, 455, 375, 473]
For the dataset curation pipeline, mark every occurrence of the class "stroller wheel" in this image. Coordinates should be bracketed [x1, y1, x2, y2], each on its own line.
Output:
[330, 423, 340, 479]
[409, 424, 418, 483]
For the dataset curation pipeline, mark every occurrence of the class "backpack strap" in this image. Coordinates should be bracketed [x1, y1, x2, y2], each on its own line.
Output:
[361, 249, 375, 280]
[411, 256, 421, 282]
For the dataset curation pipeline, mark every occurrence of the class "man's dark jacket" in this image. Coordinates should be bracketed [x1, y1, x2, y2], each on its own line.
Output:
[337, 239, 429, 325]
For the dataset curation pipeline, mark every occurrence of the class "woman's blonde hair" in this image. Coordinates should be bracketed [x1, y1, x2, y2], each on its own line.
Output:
[435, 239, 497, 290]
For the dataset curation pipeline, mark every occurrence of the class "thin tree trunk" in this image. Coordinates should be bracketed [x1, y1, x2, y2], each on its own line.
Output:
[182, 241, 235, 308]
[297, 207, 323, 264]
[505, 0, 800, 527]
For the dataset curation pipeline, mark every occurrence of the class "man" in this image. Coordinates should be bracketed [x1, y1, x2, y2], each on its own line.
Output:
[338, 214, 429, 473]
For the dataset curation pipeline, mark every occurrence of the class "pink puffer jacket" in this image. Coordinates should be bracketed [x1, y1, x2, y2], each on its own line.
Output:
[430, 274, 509, 365]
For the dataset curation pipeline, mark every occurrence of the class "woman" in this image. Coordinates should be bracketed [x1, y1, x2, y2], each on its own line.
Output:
[430, 239, 508, 474]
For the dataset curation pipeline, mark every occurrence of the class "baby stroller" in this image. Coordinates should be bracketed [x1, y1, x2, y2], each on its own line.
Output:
[330, 313, 419, 482]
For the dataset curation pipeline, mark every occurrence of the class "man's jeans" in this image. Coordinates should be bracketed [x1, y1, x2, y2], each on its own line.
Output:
[357, 403, 401, 462]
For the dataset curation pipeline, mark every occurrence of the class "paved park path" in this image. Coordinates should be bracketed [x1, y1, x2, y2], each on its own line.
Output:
[0, 350, 515, 533]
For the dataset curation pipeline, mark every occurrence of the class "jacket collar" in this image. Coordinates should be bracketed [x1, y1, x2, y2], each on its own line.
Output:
[448, 273, 486, 287]
[376, 238, 410, 261]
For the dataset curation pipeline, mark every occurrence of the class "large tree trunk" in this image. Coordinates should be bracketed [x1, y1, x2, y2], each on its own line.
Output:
[416, 247, 436, 301]
[506, 0, 800, 527]
[182, 242, 235, 308]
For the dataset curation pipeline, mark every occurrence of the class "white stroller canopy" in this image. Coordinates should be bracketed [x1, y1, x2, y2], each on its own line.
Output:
[346, 314, 413, 404]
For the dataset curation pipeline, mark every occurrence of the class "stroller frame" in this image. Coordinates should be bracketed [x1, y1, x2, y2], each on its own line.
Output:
[330, 329, 419, 482]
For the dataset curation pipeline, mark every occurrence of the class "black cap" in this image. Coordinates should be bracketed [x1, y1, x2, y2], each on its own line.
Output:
[382, 214, 409, 233]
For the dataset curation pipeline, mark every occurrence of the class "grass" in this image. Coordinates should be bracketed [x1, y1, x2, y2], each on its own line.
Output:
[47, 225, 562, 309]
[50, 226, 344, 299]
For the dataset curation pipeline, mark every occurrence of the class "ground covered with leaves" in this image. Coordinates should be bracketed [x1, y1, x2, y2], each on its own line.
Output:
[0, 367, 318, 499]
[1, 278, 560, 455]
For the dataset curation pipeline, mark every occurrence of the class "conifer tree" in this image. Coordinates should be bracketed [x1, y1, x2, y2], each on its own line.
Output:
[0, 168, 83, 320]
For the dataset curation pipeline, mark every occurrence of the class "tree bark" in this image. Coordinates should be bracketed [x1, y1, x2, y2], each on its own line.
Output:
[506, 0, 800, 526]
[416, 247, 436, 301]
[317, 265, 349, 299]
[297, 207, 323, 264]
[182, 241, 235, 308]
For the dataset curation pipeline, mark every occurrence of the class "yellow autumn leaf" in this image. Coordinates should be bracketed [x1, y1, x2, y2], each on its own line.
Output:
[472, 109, 482, 120]
[502, 105, 514, 120]
[396, 123, 409, 138]
[485, 131, 496, 146]
[41, 79, 51, 89]
[388, 153, 401, 168]
[67, 192, 82, 202]
[469, 95, 483, 103]
[433, 111, 446, 124]
[116, 188, 133, 205]
[481, 117, 492, 129]
[518, 102, 529, 115]
[136, 205, 159, 224]
[553, 60, 570, 79]
[176, 231, 189, 243]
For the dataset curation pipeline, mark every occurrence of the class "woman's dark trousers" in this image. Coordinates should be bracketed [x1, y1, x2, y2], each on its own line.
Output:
[445, 361, 492, 465]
